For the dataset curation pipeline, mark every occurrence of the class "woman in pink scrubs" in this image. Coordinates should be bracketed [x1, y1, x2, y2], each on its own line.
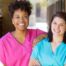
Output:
[0, 1, 46, 66]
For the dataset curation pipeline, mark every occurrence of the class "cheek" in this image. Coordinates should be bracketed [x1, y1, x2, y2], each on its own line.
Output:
[12, 18, 18, 24]
[51, 23, 55, 28]
[12, 19, 17, 28]
[25, 19, 29, 25]
[60, 27, 66, 33]
[51, 24, 54, 30]
[12, 19, 14, 25]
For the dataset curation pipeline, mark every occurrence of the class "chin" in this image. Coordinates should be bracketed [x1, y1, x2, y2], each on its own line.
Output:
[53, 32, 59, 35]
[53, 33, 61, 36]
[20, 28, 27, 31]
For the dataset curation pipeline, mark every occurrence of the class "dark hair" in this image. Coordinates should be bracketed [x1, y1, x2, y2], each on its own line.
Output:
[48, 12, 66, 43]
[8, 1, 32, 18]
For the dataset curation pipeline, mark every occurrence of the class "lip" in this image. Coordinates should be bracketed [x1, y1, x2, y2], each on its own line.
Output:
[53, 31, 60, 34]
[53, 28, 60, 32]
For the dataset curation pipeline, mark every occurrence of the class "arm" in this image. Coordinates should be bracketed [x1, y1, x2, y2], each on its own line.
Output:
[0, 61, 5, 66]
[32, 34, 47, 47]
[29, 41, 41, 66]
[64, 60, 66, 66]
[0, 40, 6, 66]
[64, 56, 66, 66]
[29, 59, 40, 66]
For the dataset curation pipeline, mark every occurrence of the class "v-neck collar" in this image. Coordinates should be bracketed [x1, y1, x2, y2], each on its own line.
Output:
[8, 31, 29, 46]
[49, 42, 64, 55]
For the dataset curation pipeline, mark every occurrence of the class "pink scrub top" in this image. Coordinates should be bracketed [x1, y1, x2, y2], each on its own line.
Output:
[0, 29, 46, 66]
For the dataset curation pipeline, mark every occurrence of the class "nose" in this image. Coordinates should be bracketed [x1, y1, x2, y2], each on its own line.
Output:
[56, 25, 60, 29]
[20, 18, 24, 22]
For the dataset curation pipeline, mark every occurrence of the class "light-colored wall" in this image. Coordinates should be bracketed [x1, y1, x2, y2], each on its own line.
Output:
[1, 0, 66, 36]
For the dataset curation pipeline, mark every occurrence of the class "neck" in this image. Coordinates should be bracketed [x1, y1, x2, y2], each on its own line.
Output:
[52, 35, 63, 43]
[12, 29, 27, 38]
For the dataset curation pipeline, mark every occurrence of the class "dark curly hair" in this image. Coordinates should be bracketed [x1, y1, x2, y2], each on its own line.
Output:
[48, 12, 66, 43]
[8, 1, 32, 18]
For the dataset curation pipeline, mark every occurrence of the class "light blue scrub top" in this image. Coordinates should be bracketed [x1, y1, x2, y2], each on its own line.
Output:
[31, 38, 66, 66]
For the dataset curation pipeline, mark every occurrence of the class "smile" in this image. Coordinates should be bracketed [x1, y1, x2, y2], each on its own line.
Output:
[19, 23, 24, 26]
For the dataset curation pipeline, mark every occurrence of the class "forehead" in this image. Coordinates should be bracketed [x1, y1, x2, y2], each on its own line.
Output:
[13, 9, 28, 15]
[52, 17, 66, 24]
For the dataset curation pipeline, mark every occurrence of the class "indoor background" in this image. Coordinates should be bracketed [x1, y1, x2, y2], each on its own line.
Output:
[0, 0, 66, 37]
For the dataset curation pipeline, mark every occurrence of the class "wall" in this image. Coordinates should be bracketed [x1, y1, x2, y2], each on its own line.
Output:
[1, 0, 66, 36]
[1, 0, 15, 35]
[65, 0, 66, 12]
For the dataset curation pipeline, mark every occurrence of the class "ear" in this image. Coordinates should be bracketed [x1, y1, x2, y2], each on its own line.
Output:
[12, 19, 14, 25]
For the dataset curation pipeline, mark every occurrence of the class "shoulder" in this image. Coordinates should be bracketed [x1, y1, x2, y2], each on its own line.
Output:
[62, 42, 66, 50]
[0, 32, 11, 43]
[60, 42, 66, 55]
[34, 37, 49, 48]
[27, 29, 37, 33]
[38, 37, 49, 44]
[28, 29, 46, 33]
[28, 29, 47, 37]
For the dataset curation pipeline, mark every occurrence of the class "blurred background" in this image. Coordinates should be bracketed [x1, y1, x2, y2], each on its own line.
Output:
[0, 0, 66, 37]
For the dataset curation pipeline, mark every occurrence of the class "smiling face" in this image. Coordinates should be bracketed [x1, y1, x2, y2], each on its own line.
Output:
[51, 17, 66, 37]
[12, 9, 29, 31]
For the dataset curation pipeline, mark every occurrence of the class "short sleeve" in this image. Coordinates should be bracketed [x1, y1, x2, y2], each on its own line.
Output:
[36, 29, 47, 36]
[0, 40, 6, 64]
[30, 45, 39, 60]
[64, 56, 66, 64]
[28, 29, 46, 42]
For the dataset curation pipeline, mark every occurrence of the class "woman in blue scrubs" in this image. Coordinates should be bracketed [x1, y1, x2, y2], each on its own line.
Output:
[29, 12, 66, 66]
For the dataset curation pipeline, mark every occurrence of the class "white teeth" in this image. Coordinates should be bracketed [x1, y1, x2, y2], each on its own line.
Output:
[19, 23, 24, 26]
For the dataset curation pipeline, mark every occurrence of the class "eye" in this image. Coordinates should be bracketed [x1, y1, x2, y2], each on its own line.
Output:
[13, 14, 20, 19]
[60, 24, 64, 26]
[23, 16, 28, 19]
[15, 16, 20, 18]
[53, 21, 57, 25]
